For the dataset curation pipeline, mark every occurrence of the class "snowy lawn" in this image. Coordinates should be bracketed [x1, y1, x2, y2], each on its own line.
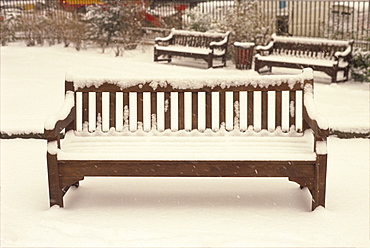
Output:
[1, 43, 369, 247]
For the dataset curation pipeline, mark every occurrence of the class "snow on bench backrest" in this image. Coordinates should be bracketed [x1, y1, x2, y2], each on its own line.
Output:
[170, 29, 229, 48]
[271, 34, 353, 60]
[65, 69, 314, 134]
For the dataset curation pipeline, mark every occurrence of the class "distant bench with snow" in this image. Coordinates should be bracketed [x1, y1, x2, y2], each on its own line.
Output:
[45, 68, 329, 210]
[154, 29, 230, 68]
[254, 34, 354, 82]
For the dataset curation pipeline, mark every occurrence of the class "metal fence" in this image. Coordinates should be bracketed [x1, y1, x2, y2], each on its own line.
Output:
[1, 0, 369, 49]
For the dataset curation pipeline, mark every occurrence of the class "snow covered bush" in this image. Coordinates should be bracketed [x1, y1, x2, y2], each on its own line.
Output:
[350, 48, 370, 82]
[217, 0, 274, 46]
[84, 0, 144, 54]
[0, 11, 19, 46]
[185, 6, 215, 32]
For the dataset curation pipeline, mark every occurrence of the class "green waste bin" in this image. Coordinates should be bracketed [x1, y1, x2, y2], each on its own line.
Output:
[234, 42, 255, 70]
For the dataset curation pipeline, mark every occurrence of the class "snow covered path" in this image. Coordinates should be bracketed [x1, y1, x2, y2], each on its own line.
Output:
[1, 137, 369, 247]
[0, 43, 369, 135]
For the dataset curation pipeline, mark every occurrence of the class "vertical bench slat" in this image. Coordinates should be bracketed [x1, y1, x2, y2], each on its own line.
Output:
[110, 92, 116, 129]
[289, 91, 296, 128]
[151, 92, 157, 129]
[275, 91, 282, 128]
[192, 92, 198, 130]
[123, 92, 129, 128]
[219, 92, 226, 127]
[205, 92, 212, 130]
[233, 91, 240, 129]
[164, 92, 171, 130]
[137, 92, 143, 125]
[247, 91, 254, 127]
[178, 92, 185, 130]
[82, 92, 89, 126]
[261, 91, 268, 130]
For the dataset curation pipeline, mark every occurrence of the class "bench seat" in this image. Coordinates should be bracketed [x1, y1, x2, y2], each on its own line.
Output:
[154, 45, 226, 56]
[255, 55, 349, 68]
[54, 130, 315, 161]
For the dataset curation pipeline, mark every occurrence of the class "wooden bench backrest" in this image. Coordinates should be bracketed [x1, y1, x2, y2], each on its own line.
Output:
[272, 35, 351, 60]
[170, 30, 228, 49]
[66, 73, 313, 134]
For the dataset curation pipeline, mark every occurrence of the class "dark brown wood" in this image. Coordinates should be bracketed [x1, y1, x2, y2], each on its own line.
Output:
[137, 92, 143, 125]
[178, 92, 184, 130]
[164, 92, 171, 129]
[96, 92, 102, 121]
[247, 91, 254, 127]
[261, 91, 268, 130]
[289, 91, 296, 128]
[151, 92, 157, 128]
[59, 160, 315, 178]
[205, 92, 212, 129]
[275, 91, 282, 128]
[123, 92, 129, 128]
[82, 92, 89, 125]
[219, 92, 226, 127]
[110, 92, 116, 129]
[192, 92, 198, 130]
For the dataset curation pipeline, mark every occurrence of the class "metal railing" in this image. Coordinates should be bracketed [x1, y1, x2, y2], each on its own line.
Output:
[1, 0, 369, 49]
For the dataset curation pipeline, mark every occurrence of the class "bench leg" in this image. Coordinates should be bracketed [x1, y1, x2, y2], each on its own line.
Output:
[331, 68, 338, 83]
[47, 153, 64, 207]
[312, 154, 327, 210]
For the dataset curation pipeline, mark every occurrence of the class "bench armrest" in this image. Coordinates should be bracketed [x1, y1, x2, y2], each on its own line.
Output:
[155, 32, 173, 44]
[210, 32, 230, 48]
[44, 91, 75, 139]
[334, 43, 353, 59]
[256, 41, 274, 52]
[303, 85, 329, 138]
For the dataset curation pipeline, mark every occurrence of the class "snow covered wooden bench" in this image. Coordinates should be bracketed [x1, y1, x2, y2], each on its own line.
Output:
[254, 34, 354, 82]
[45, 68, 329, 210]
[154, 29, 230, 68]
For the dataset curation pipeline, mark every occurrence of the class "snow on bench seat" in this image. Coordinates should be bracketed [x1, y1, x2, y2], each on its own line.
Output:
[154, 45, 226, 56]
[54, 129, 315, 161]
[255, 55, 348, 68]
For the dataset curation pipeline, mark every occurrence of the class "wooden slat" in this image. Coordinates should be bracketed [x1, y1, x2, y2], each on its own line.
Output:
[76, 82, 304, 93]
[109, 92, 116, 129]
[247, 91, 254, 127]
[178, 92, 184, 130]
[192, 92, 198, 130]
[275, 91, 282, 128]
[123, 92, 129, 127]
[289, 91, 296, 127]
[219, 92, 226, 126]
[82, 92, 89, 126]
[96, 92, 102, 121]
[205, 92, 212, 129]
[137, 92, 143, 125]
[151, 92, 157, 129]
[233, 91, 239, 129]
[164, 92, 171, 130]
[60, 160, 316, 178]
[261, 91, 268, 130]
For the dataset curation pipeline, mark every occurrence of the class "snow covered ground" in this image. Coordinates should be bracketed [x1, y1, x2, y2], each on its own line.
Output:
[1, 43, 369, 247]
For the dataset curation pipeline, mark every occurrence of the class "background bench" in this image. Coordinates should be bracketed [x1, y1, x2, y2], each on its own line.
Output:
[254, 34, 354, 82]
[45, 68, 329, 210]
[154, 29, 230, 68]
